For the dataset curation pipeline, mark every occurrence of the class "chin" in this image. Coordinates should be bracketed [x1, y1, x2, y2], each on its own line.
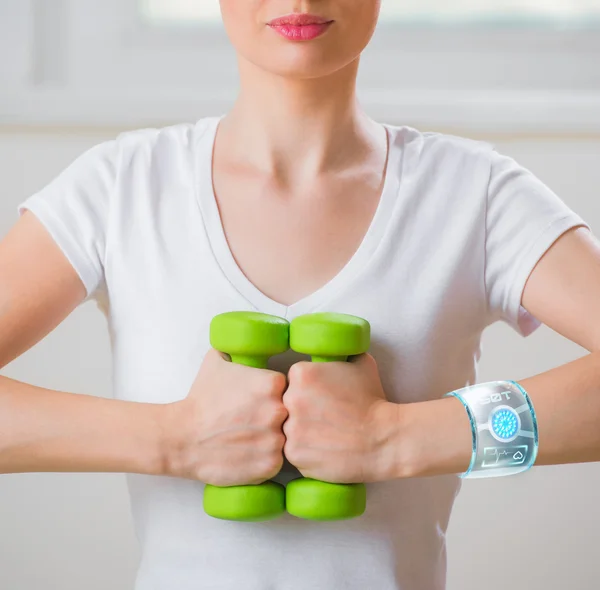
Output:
[268, 61, 338, 80]
[255, 46, 353, 80]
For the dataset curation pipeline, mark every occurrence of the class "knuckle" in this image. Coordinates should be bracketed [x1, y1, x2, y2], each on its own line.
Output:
[273, 432, 286, 450]
[275, 403, 289, 424]
[288, 361, 314, 384]
[264, 401, 288, 427]
[282, 389, 296, 410]
[283, 440, 302, 465]
[263, 432, 285, 453]
[282, 418, 299, 441]
[283, 390, 308, 415]
[261, 453, 283, 478]
[283, 396, 296, 415]
[267, 371, 287, 394]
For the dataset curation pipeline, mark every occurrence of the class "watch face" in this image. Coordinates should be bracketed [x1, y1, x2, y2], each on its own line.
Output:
[462, 382, 538, 477]
[488, 405, 521, 443]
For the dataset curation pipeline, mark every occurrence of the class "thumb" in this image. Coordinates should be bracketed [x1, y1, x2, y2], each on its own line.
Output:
[207, 347, 231, 363]
[349, 353, 383, 387]
[348, 351, 373, 366]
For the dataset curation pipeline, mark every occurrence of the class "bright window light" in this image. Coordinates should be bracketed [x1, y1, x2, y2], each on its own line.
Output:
[140, 0, 600, 26]
[141, 0, 221, 24]
[381, 0, 600, 24]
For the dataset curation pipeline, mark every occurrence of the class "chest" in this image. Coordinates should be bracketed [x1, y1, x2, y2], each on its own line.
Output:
[107, 141, 488, 333]
[211, 164, 384, 307]
[105, 136, 489, 406]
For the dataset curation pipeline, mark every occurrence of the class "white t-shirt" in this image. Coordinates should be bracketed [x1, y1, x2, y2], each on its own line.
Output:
[18, 116, 589, 590]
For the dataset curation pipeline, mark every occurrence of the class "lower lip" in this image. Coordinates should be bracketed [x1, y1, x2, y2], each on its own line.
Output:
[269, 22, 333, 41]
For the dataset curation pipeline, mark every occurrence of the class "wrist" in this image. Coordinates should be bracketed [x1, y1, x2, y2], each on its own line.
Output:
[401, 397, 473, 479]
[105, 399, 175, 478]
[367, 401, 410, 481]
[137, 402, 172, 477]
[157, 401, 190, 478]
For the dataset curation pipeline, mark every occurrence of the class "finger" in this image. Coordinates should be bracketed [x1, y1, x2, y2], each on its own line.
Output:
[265, 367, 288, 383]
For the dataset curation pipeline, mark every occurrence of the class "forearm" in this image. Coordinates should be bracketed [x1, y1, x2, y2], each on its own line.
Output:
[395, 351, 600, 478]
[0, 375, 167, 476]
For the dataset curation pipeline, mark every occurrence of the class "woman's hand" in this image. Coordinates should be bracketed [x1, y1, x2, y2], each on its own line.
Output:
[282, 353, 401, 484]
[163, 348, 289, 487]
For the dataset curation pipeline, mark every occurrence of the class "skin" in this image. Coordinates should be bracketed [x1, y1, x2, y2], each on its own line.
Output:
[1, 1, 600, 484]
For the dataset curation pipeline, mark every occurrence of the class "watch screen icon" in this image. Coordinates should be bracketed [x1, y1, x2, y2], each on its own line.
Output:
[488, 405, 521, 443]
[482, 445, 529, 467]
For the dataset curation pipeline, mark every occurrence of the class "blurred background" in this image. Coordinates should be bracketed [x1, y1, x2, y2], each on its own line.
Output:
[1, 1, 600, 589]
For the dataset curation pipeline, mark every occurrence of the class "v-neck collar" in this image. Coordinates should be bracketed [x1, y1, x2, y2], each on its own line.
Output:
[193, 116, 403, 319]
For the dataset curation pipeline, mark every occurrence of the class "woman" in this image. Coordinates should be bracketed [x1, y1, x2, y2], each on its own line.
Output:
[1, 1, 599, 589]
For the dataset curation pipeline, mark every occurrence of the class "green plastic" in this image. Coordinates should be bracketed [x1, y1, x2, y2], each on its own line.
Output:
[286, 478, 367, 521]
[210, 311, 290, 369]
[287, 312, 371, 521]
[204, 311, 289, 522]
[289, 312, 370, 360]
[203, 481, 286, 522]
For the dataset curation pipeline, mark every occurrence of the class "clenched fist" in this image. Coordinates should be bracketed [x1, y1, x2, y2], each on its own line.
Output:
[282, 353, 399, 484]
[163, 348, 288, 486]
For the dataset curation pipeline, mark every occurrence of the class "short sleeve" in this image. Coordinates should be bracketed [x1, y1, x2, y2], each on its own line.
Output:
[485, 150, 590, 337]
[17, 140, 117, 300]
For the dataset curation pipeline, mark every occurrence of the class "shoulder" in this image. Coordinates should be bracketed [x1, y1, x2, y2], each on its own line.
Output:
[42, 118, 218, 208]
[111, 117, 217, 165]
[386, 124, 496, 172]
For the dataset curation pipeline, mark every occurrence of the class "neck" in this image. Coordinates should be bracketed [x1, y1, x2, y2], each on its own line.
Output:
[218, 56, 382, 183]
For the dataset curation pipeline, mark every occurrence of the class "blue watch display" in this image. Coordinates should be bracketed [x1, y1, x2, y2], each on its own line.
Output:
[444, 380, 539, 479]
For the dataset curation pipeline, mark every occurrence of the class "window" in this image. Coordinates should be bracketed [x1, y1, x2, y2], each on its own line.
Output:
[2, 0, 599, 133]
[141, 0, 221, 24]
[141, 0, 600, 27]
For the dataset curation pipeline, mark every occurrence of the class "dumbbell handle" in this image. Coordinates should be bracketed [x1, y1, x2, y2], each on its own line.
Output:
[229, 354, 269, 369]
[312, 355, 346, 363]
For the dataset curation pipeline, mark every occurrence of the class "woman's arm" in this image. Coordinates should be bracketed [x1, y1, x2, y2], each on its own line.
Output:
[0, 213, 165, 476]
[0, 212, 289, 483]
[0, 375, 166, 475]
[396, 350, 600, 478]
[394, 226, 600, 479]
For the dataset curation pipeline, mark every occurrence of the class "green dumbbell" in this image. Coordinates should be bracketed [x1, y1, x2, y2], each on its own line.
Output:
[286, 312, 370, 521]
[203, 311, 289, 522]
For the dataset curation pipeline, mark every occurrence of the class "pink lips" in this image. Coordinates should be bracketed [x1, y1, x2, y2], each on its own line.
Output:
[267, 13, 334, 41]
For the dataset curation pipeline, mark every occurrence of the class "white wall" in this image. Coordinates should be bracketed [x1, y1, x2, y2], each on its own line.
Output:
[0, 128, 599, 590]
